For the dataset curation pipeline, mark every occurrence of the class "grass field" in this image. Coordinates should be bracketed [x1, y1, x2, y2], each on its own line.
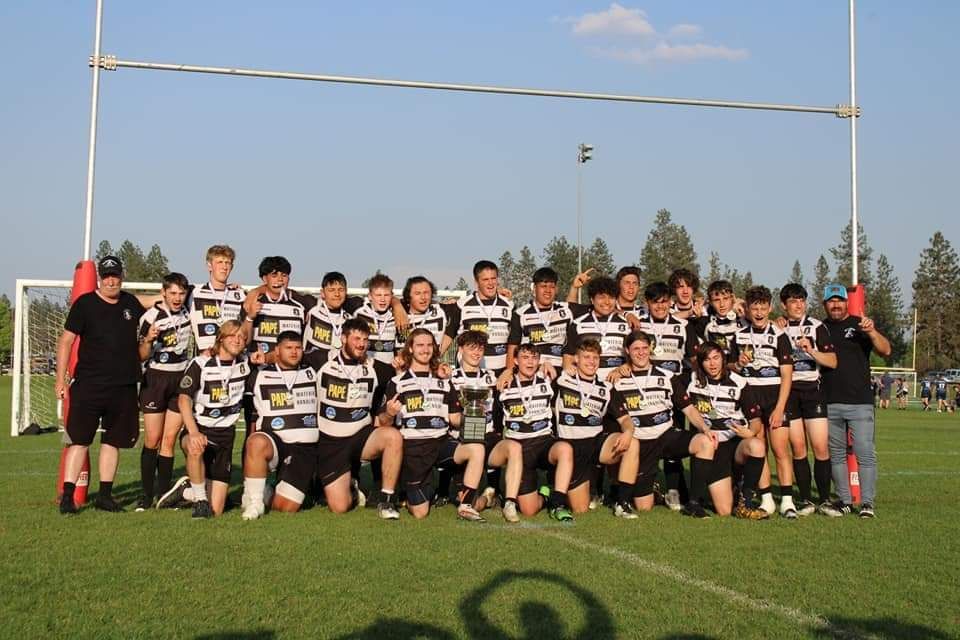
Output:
[1, 376, 958, 639]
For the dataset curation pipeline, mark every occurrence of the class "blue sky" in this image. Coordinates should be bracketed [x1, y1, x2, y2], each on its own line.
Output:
[2, 2, 957, 297]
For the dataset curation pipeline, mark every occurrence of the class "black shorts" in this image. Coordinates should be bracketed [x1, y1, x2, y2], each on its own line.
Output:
[708, 436, 742, 484]
[66, 382, 139, 449]
[787, 384, 828, 420]
[401, 436, 451, 506]
[181, 426, 236, 483]
[139, 369, 184, 414]
[936, 392, 947, 401]
[255, 431, 318, 504]
[635, 429, 694, 497]
[518, 435, 557, 495]
[921, 391, 931, 399]
[751, 385, 792, 426]
[564, 433, 607, 490]
[315, 425, 373, 487]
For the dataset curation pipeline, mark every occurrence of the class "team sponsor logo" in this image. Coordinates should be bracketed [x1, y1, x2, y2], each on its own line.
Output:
[507, 403, 526, 417]
[350, 409, 368, 420]
[430, 417, 446, 428]
[202, 303, 221, 319]
[270, 391, 291, 409]
[405, 418, 417, 428]
[204, 324, 217, 336]
[529, 327, 546, 343]
[588, 415, 601, 426]
[325, 407, 337, 419]
[210, 386, 227, 402]
[303, 415, 317, 427]
[159, 352, 169, 363]
[259, 320, 279, 337]
[162, 332, 177, 348]
[209, 408, 221, 418]
[564, 414, 575, 425]
[531, 420, 548, 431]
[508, 422, 521, 431]
[179, 375, 193, 389]
[271, 417, 285, 429]
[696, 399, 713, 414]
[494, 345, 506, 354]
[652, 410, 671, 424]
[405, 394, 424, 412]
[327, 383, 347, 401]
[624, 394, 644, 411]
[146, 401, 157, 409]
[561, 393, 581, 409]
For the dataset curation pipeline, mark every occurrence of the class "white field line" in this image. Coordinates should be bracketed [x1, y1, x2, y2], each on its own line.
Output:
[509, 525, 878, 640]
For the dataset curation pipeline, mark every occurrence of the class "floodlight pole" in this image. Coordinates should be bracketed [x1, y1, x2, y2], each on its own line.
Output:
[849, 0, 859, 286]
[81, 0, 105, 261]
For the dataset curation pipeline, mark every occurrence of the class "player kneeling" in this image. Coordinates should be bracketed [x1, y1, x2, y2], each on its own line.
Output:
[176, 320, 249, 518]
[241, 331, 320, 520]
[500, 343, 575, 521]
[555, 338, 640, 517]
[379, 329, 487, 521]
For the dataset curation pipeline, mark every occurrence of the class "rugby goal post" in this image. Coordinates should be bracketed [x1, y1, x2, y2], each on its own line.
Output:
[871, 367, 918, 399]
[11, 279, 465, 436]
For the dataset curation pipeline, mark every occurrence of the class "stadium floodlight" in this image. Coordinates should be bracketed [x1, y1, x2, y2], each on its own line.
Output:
[578, 143, 593, 164]
[576, 143, 593, 303]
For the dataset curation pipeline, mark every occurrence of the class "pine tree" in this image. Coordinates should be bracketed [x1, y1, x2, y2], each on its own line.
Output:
[94, 240, 114, 261]
[912, 232, 960, 372]
[143, 244, 170, 281]
[583, 237, 616, 279]
[706, 252, 722, 285]
[639, 209, 698, 286]
[498, 251, 516, 296]
[513, 246, 538, 304]
[789, 260, 804, 286]
[870, 254, 906, 365]
[809, 254, 832, 320]
[0, 294, 12, 365]
[831, 221, 873, 288]
[454, 277, 470, 292]
[542, 235, 580, 293]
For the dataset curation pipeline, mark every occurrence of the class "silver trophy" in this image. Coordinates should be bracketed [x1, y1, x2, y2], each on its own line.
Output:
[459, 384, 490, 444]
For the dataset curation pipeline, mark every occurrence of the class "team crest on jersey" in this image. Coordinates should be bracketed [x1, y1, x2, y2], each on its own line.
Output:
[204, 325, 216, 335]
[209, 409, 221, 418]
[844, 328, 856, 339]
[159, 353, 169, 363]
[673, 325, 681, 334]
[325, 407, 336, 419]
[179, 375, 193, 389]
[123, 309, 133, 321]
[271, 417, 285, 429]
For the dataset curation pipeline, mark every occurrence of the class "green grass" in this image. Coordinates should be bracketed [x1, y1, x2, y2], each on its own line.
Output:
[1, 375, 958, 639]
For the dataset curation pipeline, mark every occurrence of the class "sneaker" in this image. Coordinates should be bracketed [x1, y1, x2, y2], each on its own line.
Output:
[858, 503, 875, 519]
[94, 495, 125, 513]
[157, 476, 190, 509]
[350, 478, 366, 509]
[549, 506, 574, 522]
[478, 486, 500, 511]
[680, 501, 710, 519]
[457, 503, 486, 522]
[501, 499, 520, 523]
[192, 499, 213, 519]
[241, 500, 265, 521]
[818, 500, 852, 518]
[59, 493, 78, 515]
[664, 489, 682, 512]
[135, 496, 152, 512]
[432, 495, 450, 508]
[796, 499, 816, 517]
[588, 494, 602, 511]
[734, 498, 769, 520]
[613, 501, 639, 520]
[781, 507, 798, 520]
[377, 501, 400, 520]
[537, 485, 551, 501]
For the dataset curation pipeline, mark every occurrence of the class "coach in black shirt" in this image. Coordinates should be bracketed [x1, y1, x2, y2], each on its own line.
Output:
[819, 284, 891, 519]
[55, 256, 146, 514]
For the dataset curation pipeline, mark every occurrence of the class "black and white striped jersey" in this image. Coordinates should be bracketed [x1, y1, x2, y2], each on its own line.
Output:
[679, 372, 761, 442]
[449, 367, 497, 438]
[692, 312, 745, 362]
[178, 355, 250, 429]
[395, 303, 450, 351]
[784, 317, 834, 387]
[563, 310, 630, 379]
[509, 301, 580, 367]
[446, 293, 514, 371]
[303, 296, 363, 356]
[352, 301, 397, 365]
[138, 303, 192, 373]
[312, 351, 394, 438]
[499, 374, 556, 441]
[635, 313, 697, 374]
[730, 324, 794, 387]
[383, 370, 461, 440]
[616, 301, 646, 323]
[611, 366, 683, 440]
[553, 372, 615, 440]
[246, 363, 319, 444]
[188, 283, 246, 351]
[249, 289, 311, 354]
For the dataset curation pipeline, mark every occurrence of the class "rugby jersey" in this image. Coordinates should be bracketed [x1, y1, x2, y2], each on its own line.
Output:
[692, 312, 745, 362]
[784, 316, 834, 388]
[635, 313, 697, 374]
[138, 302, 192, 373]
[553, 372, 615, 440]
[563, 310, 630, 379]
[383, 370, 460, 440]
[508, 301, 579, 367]
[352, 301, 397, 364]
[679, 372, 761, 442]
[616, 301, 646, 322]
[730, 323, 794, 387]
[247, 363, 319, 444]
[178, 354, 250, 429]
[395, 302, 450, 351]
[311, 351, 394, 438]
[188, 283, 246, 351]
[303, 296, 363, 355]
[249, 289, 311, 353]
[446, 293, 514, 371]
[448, 367, 497, 438]
[611, 366, 683, 440]
[499, 374, 555, 440]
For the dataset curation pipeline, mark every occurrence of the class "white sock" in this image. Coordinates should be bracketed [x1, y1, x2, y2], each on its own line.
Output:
[191, 482, 207, 502]
[780, 495, 796, 512]
[244, 477, 266, 507]
[760, 492, 777, 512]
[183, 486, 195, 502]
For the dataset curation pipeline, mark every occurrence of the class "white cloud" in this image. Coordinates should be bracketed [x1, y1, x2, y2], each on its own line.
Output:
[667, 23, 702, 39]
[560, 5, 747, 65]
[569, 3, 656, 38]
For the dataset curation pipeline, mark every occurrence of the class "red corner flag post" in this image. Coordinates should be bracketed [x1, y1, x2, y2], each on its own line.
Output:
[845, 284, 867, 504]
[55, 260, 98, 507]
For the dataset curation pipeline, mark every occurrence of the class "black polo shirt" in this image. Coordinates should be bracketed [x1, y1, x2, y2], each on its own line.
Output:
[64, 291, 146, 386]
[821, 315, 873, 405]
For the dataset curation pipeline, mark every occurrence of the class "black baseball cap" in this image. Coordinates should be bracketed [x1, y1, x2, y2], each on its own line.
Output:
[98, 255, 123, 278]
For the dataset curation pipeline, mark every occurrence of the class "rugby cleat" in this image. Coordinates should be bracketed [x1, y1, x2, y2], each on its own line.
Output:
[457, 503, 486, 522]
[135, 496, 152, 512]
[478, 486, 500, 511]
[350, 478, 366, 509]
[795, 499, 817, 517]
[549, 506, 574, 523]
[781, 507, 798, 520]
[588, 494, 602, 511]
[858, 503, 876, 519]
[680, 501, 711, 519]
[734, 498, 770, 520]
[818, 500, 852, 517]
[192, 499, 213, 519]
[94, 495, 125, 513]
[664, 489, 682, 512]
[501, 499, 520, 523]
[377, 501, 400, 520]
[157, 476, 190, 509]
[613, 501, 639, 520]
[241, 501, 265, 521]
[59, 494, 78, 516]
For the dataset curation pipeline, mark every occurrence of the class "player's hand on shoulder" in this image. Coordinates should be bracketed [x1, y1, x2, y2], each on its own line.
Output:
[626, 315, 641, 330]
[773, 317, 788, 330]
[437, 363, 453, 379]
[496, 368, 514, 390]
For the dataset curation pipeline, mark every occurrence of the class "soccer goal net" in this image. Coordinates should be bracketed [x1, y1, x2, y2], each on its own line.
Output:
[11, 279, 465, 436]
[871, 367, 918, 400]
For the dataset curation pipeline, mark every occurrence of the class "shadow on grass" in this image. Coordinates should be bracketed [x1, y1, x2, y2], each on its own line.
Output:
[195, 630, 276, 640]
[814, 616, 953, 639]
